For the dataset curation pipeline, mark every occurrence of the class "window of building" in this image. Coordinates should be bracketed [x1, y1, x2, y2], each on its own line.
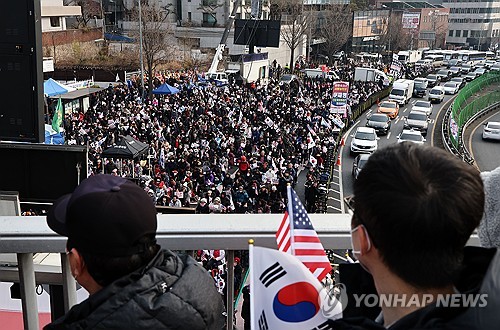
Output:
[50, 17, 60, 27]
[202, 13, 216, 25]
[463, 30, 468, 38]
[449, 30, 454, 37]
[187, 12, 191, 22]
[455, 30, 461, 37]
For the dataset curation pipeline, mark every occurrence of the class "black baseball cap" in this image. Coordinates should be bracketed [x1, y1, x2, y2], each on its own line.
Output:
[47, 175, 158, 257]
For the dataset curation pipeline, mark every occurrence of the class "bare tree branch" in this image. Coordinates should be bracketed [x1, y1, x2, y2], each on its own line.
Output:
[319, 5, 352, 64]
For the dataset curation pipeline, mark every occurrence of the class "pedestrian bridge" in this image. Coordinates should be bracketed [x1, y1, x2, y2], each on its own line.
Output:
[0, 214, 480, 329]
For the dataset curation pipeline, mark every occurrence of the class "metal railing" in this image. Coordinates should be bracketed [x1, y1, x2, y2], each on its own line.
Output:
[0, 214, 481, 329]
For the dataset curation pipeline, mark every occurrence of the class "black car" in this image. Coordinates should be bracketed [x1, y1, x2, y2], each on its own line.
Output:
[436, 69, 452, 82]
[426, 74, 441, 88]
[366, 113, 392, 135]
[352, 154, 371, 180]
[413, 78, 428, 98]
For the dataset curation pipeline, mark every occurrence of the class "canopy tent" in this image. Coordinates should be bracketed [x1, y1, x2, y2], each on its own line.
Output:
[152, 83, 180, 95]
[101, 135, 149, 159]
[43, 78, 75, 97]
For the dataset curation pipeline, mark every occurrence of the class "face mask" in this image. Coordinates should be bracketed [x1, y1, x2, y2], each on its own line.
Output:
[350, 224, 372, 273]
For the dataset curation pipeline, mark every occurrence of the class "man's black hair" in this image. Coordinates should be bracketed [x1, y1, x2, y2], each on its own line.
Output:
[68, 234, 160, 287]
[353, 143, 484, 289]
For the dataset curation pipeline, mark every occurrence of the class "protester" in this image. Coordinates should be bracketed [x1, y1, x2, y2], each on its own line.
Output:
[330, 143, 499, 329]
[45, 175, 225, 329]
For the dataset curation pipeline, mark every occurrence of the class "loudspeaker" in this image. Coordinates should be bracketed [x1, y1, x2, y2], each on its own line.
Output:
[0, 143, 88, 202]
[234, 20, 281, 48]
[0, 0, 44, 143]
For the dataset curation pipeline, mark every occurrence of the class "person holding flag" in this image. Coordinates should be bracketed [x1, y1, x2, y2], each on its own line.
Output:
[52, 97, 63, 133]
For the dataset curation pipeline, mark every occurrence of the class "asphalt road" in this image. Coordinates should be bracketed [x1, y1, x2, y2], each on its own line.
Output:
[466, 110, 500, 172]
[340, 85, 455, 198]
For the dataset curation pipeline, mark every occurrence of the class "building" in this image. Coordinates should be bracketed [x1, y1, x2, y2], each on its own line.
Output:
[41, 0, 81, 32]
[442, 0, 500, 50]
[377, 1, 449, 50]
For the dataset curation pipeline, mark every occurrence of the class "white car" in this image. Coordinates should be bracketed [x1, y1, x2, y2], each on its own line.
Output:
[442, 82, 460, 95]
[350, 127, 379, 155]
[412, 100, 433, 116]
[482, 122, 500, 140]
[397, 129, 426, 144]
[428, 86, 445, 103]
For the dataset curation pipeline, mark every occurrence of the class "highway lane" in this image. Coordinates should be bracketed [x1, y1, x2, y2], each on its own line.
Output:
[340, 85, 455, 198]
[468, 110, 500, 172]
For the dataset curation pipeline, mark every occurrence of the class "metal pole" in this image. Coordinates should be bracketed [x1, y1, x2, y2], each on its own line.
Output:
[61, 253, 77, 312]
[138, 0, 145, 102]
[226, 250, 235, 330]
[17, 253, 39, 330]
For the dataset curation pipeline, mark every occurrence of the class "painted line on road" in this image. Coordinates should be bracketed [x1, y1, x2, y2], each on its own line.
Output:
[327, 205, 342, 211]
[402, 107, 408, 113]
[395, 116, 401, 124]
[328, 196, 341, 202]
[330, 181, 340, 186]
[387, 132, 392, 139]
[411, 100, 416, 105]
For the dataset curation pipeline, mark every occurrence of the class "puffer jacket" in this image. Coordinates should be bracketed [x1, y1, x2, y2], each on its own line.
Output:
[45, 250, 225, 329]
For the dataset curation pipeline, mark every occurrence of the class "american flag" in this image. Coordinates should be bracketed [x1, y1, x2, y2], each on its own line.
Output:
[275, 186, 332, 281]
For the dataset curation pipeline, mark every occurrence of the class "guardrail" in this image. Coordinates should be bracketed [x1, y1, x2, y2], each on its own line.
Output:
[442, 71, 500, 164]
[0, 214, 480, 329]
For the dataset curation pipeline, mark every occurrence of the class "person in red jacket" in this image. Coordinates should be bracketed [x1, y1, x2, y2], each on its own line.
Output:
[238, 155, 250, 176]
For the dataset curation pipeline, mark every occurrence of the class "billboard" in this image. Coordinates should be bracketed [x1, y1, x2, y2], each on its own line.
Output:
[402, 13, 420, 29]
[330, 81, 350, 116]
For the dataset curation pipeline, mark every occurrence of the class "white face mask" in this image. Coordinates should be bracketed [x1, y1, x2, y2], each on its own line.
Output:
[350, 224, 372, 258]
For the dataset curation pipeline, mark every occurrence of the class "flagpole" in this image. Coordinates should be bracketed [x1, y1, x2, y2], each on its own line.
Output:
[286, 184, 295, 255]
[248, 239, 255, 330]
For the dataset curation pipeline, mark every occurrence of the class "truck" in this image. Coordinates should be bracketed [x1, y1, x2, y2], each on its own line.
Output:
[354, 67, 389, 84]
[303, 67, 340, 80]
[389, 79, 415, 105]
[397, 50, 423, 64]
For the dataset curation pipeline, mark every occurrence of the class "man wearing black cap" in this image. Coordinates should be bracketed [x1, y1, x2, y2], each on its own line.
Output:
[45, 175, 224, 329]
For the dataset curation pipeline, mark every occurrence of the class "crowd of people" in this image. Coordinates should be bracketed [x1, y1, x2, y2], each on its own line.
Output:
[56, 58, 402, 216]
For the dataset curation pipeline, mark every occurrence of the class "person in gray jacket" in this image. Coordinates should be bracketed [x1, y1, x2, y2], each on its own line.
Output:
[45, 174, 224, 329]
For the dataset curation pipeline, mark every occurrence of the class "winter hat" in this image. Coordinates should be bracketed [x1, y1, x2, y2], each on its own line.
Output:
[478, 166, 500, 248]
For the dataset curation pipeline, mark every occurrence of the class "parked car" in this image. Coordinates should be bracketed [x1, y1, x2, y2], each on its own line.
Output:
[428, 86, 445, 103]
[449, 66, 461, 77]
[412, 100, 433, 116]
[482, 121, 500, 140]
[404, 110, 429, 135]
[442, 82, 460, 95]
[397, 129, 426, 144]
[465, 72, 478, 82]
[366, 113, 392, 135]
[436, 69, 452, 82]
[352, 154, 371, 179]
[350, 127, 379, 155]
[451, 77, 465, 89]
[426, 74, 441, 88]
[377, 100, 400, 119]
[413, 78, 428, 98]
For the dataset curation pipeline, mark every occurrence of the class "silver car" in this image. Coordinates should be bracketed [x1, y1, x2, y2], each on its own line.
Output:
[412, 100, 432, 116]
[404, 110, 429, 136]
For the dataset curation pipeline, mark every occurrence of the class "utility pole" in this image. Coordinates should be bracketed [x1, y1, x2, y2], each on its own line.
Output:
[138, 0, 145, 101]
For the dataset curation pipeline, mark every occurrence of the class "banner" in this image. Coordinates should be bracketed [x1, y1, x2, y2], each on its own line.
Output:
[330, 82, 349, 116]
[402, 13, 420, 29]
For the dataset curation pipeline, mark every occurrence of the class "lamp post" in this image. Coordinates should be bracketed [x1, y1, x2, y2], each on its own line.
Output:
[138, 0, 145, 102]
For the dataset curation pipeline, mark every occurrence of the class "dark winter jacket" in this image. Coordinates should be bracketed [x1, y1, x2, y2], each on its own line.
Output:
[45, 250, 225, 329]
[330, 247, 500, 330]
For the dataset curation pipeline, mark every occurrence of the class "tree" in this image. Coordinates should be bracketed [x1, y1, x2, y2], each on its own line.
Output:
[319, 5, 352, 64]
[64, 0, 103, 29]
[131, 1, 175, 97]
[379, 13, 412, 52]
[271, 0, 310, 72]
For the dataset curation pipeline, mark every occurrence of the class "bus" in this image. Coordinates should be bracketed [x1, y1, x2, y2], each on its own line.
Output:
[424, 54, 444, 67]
[486, 51, 496, 60]
[458, 51, 486, 65]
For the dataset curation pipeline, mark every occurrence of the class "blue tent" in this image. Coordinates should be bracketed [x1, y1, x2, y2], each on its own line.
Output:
[44, 124, 65, 145]
[44, 78, 69, 97]
[152, 83, 180, 95]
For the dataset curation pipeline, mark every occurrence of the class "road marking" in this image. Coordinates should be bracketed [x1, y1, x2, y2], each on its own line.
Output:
[328, 196, 341, 202]
[429, 119, 435, 124]
[395, 116, 401, 124]
[402, 108, 408, 113]
[411, 100, 416, 105]
[327, 205, 342, 211]
[366, 110, 372, 115]
[330, 181, 340, 186]
[429, 95, 457, 148]
[387, 132, 392, 139]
